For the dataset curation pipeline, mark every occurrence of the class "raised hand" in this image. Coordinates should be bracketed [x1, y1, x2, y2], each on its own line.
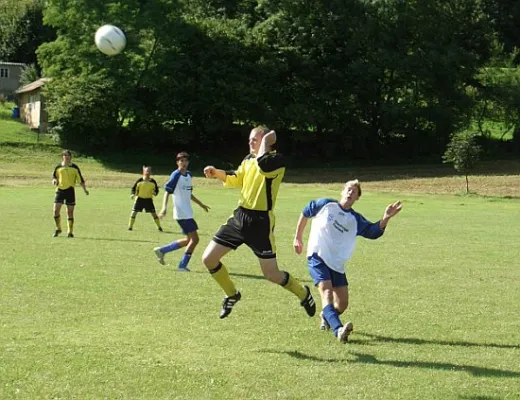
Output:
[384, 201, 403, 220]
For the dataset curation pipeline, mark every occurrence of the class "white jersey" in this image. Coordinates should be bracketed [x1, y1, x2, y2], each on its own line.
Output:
[164, 170, 193, 220]
[304, 198, 384, 273]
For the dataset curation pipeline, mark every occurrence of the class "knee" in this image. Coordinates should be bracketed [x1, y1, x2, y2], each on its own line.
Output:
[202, 249, 218, 269]
[191, 235, 200, 246]
[321, 289, 334, 304]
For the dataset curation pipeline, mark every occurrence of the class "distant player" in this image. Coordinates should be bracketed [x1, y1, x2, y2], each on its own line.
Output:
[52, 149, 89, 238]
[154, 152, 210, 271]
[128, 166, 162, 231]
[293, 179, 402, 343]
[202, 126, 316, 319]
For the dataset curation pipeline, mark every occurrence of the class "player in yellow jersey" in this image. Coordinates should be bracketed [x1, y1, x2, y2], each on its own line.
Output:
[128, 166, 163, 231]
[202, 126, 316, 319]
[52, 150, 89, 238]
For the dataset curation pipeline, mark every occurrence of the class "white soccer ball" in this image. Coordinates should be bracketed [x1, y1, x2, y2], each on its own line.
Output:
[95, 24, 126, 56]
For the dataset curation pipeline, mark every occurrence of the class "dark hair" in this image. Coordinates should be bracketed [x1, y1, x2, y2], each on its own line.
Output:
[62, 149, 72, 156]
[176, 152, 189, 160]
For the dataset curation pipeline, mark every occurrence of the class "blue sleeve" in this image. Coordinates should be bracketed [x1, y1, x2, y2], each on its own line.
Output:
[164, 171, 181, 194]
[302, 198, 336, 218]
[354, 211, 384, 239]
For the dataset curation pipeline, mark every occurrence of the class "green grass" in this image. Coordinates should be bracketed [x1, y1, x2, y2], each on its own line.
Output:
[0, 102, 54, 145]
[1, 106, 519, 399]
[1, 185, 519, 399]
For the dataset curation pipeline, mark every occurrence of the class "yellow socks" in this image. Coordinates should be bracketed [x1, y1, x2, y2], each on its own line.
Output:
[281, 272, 307, 301]
[209, 263, 237, 297]
[153, 216, 162, 229]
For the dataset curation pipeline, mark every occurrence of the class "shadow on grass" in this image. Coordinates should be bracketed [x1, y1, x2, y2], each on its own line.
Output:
[356, 331, 520, 350]
[79, 237, 157, 244]
[259, 349, 343, 363]
[458, 396, 504, 400]
[263, 349, 520, 378]
[283, 159, 520, 184]
[230, 272, 313, 283]
[349, 352, 520, 378]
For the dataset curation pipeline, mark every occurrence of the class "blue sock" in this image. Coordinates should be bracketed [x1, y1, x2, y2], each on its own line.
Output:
[322, 304, 343, 337]
[178, 252, 192, 269]
[160, 241, 182, 254]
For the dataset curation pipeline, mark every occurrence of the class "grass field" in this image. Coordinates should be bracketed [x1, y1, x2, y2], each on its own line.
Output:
[1, 109, 519, 399]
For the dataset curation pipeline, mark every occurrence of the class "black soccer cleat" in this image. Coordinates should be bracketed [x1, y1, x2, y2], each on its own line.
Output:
[300, 285, 316, 317]
[219, 291, 242, 319]
[158, 227, 163, 232]
[67, 233, 74, 238]
[128, 227, 133, 231]
[52, 230, 62, 237]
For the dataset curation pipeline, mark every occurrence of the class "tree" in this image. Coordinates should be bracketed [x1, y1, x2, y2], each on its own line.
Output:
[443, 131, 482, 193]
[19, 63, 41, 86]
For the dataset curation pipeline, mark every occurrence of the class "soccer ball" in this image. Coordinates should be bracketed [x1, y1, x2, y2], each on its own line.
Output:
[94, 24, 126, 56]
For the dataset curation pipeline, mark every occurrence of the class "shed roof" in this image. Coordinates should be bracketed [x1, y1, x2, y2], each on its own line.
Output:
[16, 78, 51, 94]
[0, 61, 26, 67]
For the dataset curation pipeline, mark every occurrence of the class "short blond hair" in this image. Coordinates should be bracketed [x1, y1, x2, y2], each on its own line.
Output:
[345, 179, 362, 197]
[252, 125, 270, 136]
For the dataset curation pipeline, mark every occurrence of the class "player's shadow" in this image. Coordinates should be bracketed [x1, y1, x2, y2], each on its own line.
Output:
[79, 237, 157, 244]
[348, 352, 520, 378]
[259, 349, 343, 363]
[356, 331, 520, 350]
[262, 349, 520, 378]
[458, 396, 504, 400]
[230, 272, 313, 283]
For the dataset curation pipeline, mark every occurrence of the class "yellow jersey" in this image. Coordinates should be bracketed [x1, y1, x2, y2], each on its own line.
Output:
[224, 151, 285, 212]
[53, 163, 85, 190]
[131, 177, 159, 199]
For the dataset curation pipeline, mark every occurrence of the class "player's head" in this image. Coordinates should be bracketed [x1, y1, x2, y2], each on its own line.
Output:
[142, 165, 152, 178]
[249, 125, 270, 155]
[61, 149, 72, 163]
[176, 152, 189, 171]
[341, 179, 362, 206]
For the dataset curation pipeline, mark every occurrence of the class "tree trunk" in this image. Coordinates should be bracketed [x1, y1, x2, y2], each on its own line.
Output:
[465, 174, 469, 194]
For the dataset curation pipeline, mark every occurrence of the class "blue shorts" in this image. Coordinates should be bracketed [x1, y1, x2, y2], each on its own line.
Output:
[176, 218, 198, 234]
[307, 253, 348, 288]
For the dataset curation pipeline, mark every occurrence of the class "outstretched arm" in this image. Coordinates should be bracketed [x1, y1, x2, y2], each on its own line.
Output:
[191, 194, 210, 212]
[380, 201, 402, 229]
[203, 166, 227, 182]
[293, 214, 310, 255]
[357, 201, 403, 239]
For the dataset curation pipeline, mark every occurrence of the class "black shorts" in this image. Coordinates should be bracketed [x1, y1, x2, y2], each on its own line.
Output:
[213, 207, 276, 259]
[133, 198, 156, 213]
[54, 187, 76, 205]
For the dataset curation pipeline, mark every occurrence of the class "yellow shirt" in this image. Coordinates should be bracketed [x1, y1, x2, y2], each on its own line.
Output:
[224, 151, 285, 211]
[131, 177, 159, 199]
[53, 163, 85, 190]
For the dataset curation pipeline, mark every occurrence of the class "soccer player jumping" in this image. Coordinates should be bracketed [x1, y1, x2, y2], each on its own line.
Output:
[293, 180, 402, 343]
[202, 126, 316, 319]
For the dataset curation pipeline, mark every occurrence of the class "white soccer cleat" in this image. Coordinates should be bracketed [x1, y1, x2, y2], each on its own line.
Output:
[153, 247, 165, 265]
[337, 321, 354, 344]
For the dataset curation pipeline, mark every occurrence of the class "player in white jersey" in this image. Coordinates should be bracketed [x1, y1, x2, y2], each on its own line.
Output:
[154, 152, 210, 271]
[293, 179, 402, 343]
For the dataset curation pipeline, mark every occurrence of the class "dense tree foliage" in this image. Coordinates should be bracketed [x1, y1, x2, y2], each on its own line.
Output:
[3, 0, 520, 160]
